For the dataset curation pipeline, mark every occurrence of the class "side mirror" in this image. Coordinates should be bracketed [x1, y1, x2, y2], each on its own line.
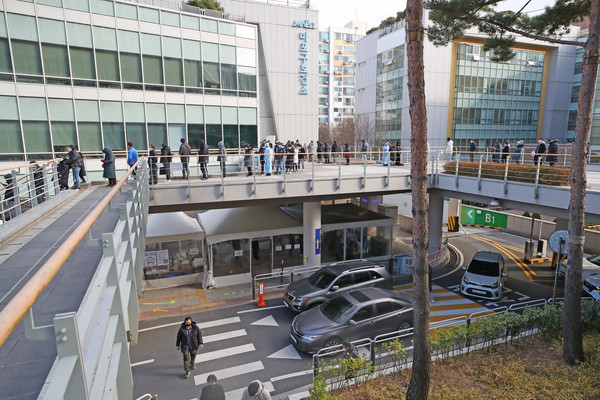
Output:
[348, 320, 357, 326]
[501, 272, 508, 277]
[462, 266, 467, 271]
[330, 285, 339, 292]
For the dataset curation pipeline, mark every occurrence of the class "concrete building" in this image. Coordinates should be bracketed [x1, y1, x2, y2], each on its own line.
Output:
[0, 0, 318, 163]
[355, 12, 579, 150]
[317, 20, 366, 126]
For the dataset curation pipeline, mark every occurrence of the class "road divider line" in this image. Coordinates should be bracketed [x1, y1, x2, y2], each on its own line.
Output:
[195, 343, 255, 363]
[194, 361, 264, 385]
[138, 316, 241, 333]
[130, 359, 154, 367]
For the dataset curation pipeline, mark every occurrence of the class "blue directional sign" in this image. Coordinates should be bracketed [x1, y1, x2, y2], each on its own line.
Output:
[315, 228, 321, 255]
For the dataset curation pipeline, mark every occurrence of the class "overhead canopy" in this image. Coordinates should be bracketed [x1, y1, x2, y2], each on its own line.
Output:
[146, 212, 205, 244]
[197, 206, 303, 245]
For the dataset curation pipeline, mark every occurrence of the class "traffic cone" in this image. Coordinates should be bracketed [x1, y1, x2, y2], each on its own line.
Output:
[257, 282, 266, 307]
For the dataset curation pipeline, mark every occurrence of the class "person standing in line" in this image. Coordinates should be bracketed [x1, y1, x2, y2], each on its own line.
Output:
[298, 143, 306, 171]
[547, 139, 559, 166]
[217, 141, 227, 177]
[199, 374, 225, 400]
[513, 140, 525, 164]
[160, 142, 172, 182]
[344, 143, 351, 165]
[66, 144, 84, 189]
[127, 141, 138, 176]
[534, 138, 547, 166]
[492, 141, 501, 162]
[274, 142, 284, 174]
[293, 144, 299, 172]
[360, 139, 369, 162]
[102, 147, 116, 186]
[389, 141, 396, 166]
[307, 140, 315, 162]
[179, 138, 192, 179]
[264, 142, 273, 176]
[258, 140, 266, 175]
[198, 139, 209, 180]
[57, 156, 70, 190]
[469, 139, 477, 162]
[285, 141, 294, 173]
[176, 316, 203, 379]
[30, 161, 45, 204]
[382, 142, 390, 166]
[331, 140, 339, 162]
[445, 137, 453, 163]
[395, 141, 402, 165]
[316, 141, 323, 163]
[148, 144, 158, 185]
[244, 142, 254, 176]
[324, 142, 331, 164]
[241, 380, 271, 400]
[2, 173, 16, 219]
[501, 140, 511, 162]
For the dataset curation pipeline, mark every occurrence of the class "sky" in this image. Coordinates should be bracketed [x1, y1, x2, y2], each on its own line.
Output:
[312, 0, 557, 30]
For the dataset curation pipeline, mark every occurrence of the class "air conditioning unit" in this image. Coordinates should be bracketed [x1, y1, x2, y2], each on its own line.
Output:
[324, 49, 329, 53]
[324, 39, 329, 43]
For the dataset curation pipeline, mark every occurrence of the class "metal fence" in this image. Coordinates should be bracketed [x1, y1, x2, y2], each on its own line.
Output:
[0, 160, 149, 399]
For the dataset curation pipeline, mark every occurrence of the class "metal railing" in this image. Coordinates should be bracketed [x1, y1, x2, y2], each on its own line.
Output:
[251, 264, 321, 299]
[0, 160, 149, 399]
[0, 159, 68, 224]
[311, 297, 549, 386]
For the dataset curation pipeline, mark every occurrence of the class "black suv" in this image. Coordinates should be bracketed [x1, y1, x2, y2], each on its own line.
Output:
[284, 260, 393, 312]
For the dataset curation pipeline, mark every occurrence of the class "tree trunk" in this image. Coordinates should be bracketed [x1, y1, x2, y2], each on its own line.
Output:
[405, 0, 431, 399]
[563, 0, 600, 365]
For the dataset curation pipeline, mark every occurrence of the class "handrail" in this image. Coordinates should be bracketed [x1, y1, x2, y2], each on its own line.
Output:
[0, 158, 62, 174]
[0, 159, 142, 347]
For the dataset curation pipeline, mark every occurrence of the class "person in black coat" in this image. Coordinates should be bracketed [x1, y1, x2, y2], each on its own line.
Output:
[57, 157, 70, 190]
[30, 160, 45, 204]
[2, 173, 16, 219]
[176, 316, 204, 378]
[198, 139, 209, 179]
[258, 140, 266, 175]
[160, 143, 172, 182]
[331, 141, 339, 162]
[324, 142, 331, 164]
[148, 144, 158, 185]
[534, 138, 546, 166]
[501, 141, 510, 162]
[316, 141, 323, 163]
[344, 143, 350, 165]
[547, 139, 559, 166]
[285, 142, 294, 173]
[200, 374, 225, 400]
[244, 143, 254, 176]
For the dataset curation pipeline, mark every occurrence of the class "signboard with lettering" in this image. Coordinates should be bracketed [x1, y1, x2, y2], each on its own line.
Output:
[460, 206, 508, 229]
[293, 20, 314, 95]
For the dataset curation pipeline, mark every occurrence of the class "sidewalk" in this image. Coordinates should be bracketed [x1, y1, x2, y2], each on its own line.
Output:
[138, 228, 416, 321]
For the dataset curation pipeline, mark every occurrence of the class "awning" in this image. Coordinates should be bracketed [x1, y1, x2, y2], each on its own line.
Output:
[146, 212, 205, 244]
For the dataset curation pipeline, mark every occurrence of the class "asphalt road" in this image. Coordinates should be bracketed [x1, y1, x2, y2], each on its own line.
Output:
[131, 227, 575, 400]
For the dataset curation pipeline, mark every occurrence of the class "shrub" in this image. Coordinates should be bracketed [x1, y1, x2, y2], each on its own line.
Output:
[442, 161, 570, 186]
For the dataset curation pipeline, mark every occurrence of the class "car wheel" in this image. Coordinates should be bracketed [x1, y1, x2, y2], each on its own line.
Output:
[323, 337, 341, 352]
[398, 320, 413, 331]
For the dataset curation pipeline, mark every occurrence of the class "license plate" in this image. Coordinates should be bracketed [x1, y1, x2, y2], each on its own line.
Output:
[290, 334, 297, 344]
[472, 289, 486, 295]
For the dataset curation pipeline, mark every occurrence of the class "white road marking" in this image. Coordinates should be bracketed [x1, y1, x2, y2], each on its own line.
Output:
[516, 292, 531, 301]
[194, 361, 264, 385]
[237, 305, 287, 314]
[139, 316, 241, 333]
[251, 315, 279, 327]
[195, 344, 255, 363]
[267, 344, 301, 360]
[130, 359, 154, 367]
[431, 308, 489, 317]
[225, 381, 275, 400]
[270, 369, 312, 382]
[203, 329, 247, 344]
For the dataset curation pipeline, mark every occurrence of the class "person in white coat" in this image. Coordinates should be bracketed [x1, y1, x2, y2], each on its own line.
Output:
[241, 380, 271, 400]
[445, 137, 454, 162]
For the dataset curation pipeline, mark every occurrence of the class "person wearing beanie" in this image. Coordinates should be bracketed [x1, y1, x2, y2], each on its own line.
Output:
[241, 380, 271, 400]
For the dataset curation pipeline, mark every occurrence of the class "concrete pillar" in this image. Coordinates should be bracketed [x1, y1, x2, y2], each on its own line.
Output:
[555, 218, 569, 231]
[428, 193, 444, 252]
[359, 195, 383, 213]
[303, 201, 322, 267]
[448, 198, 461, 218]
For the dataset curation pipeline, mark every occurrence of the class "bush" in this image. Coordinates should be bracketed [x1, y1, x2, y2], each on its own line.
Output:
[442, 161, 570, 186]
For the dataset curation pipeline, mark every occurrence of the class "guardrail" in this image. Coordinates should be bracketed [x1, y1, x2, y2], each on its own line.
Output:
[311, 297, 550, 387]
[251, 265, 322, 300]
[0, 160, 149, 399]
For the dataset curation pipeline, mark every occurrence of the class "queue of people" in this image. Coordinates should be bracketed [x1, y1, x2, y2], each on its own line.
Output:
[450, 138, 562, 166]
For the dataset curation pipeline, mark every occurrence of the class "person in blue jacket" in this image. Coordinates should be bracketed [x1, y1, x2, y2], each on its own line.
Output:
[382, 142, 390, 166]
[263, 142, 273, 176]
[127, 141, 138, 176]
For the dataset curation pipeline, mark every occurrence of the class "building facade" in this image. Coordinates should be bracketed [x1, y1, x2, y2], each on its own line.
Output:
[0, 0, 318, 163]
[355, 13, 578, 150]
[316, 20, 365, 126]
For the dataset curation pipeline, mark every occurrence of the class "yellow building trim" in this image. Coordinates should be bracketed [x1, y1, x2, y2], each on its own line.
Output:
[537, 49, 552, 139]
[447, 41, 458, 138]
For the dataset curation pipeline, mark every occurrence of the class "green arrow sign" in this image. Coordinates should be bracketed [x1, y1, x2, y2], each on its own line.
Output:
[142, 300, 176, 305]
[460, 206, 507, 229]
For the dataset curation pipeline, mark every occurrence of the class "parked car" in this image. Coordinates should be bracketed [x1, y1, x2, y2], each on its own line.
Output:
[284, 260, 393, 312]
[290, 287, 414, 353]
[560, 253, 600, 301]
[460, 251, 507, 300]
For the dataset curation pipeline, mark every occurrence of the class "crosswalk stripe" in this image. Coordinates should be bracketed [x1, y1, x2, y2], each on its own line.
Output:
[270, 369, 312, 382]
[139, 316, 241, 333]
[431, 307, 488, 317]
[195, 344, 255, 363]
[203, 329, 247, 344]
[224, 381, 275, 399]
[194, 361, 264, 385]
[431, 302, 487, 311]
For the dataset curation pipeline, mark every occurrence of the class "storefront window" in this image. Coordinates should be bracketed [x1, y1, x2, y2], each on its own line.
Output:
[211, 239, 250, 277]
[362, 226, 388, 257]
[144, 239, 204, 279]
[273, 234, 303, 268]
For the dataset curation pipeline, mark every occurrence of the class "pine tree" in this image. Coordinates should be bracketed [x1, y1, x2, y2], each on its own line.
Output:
[185, 0, 224, 12]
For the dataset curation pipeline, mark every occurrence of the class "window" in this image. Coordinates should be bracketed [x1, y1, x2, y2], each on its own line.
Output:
[9, 14, 43, 76]
[94, 26, 119, 82]
[183, 39, 202, 88]
[352, 304, 376, 322]
[20, 97, 51, 152]
[68, 23, 95, 80]
[142, 33, 163, 85]
[334, 275, 352, 287]
[202, 42, 220, 88]
[163, 37, 183, 87]
[0, 96, 23, 152]
[376, 301, 402, 315]
[119, 30, 142, 83]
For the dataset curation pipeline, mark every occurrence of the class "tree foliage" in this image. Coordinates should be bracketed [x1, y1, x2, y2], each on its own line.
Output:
[366, 11, 406, 34]
[185, 0, 224, 12]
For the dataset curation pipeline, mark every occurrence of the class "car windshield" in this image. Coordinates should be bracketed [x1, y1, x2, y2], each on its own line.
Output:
[321, 296, 354, 324]
[588, 254, 600, 266]
[468, 260, 500, 277]
[308, 271, 337, 289]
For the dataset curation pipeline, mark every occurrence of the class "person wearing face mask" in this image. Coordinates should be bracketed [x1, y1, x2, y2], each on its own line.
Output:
[176, 316, 204, 378]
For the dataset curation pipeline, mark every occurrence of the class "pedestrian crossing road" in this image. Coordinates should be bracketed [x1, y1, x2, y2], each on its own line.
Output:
[131, 283, 509, 399]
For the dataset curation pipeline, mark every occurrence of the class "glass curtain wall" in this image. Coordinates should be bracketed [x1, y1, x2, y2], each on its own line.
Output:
[375, 45, 404, 145]
[118, 29, 142, 88]
[124, 102, 147, 149]
[452, 43, 545, 149]
[222, 107, 238, 148]
[237, 47, 256, 97]
[163, 36, 183, 90]
[202, 42, 220, 93]
[101, 100, 125, 150]
[76, 100, 102, 151]
[9, 14, 43, 82]
[39, 18, 70, 84]
[0, 96, 24, 156]
[67, 22, 96, 85]
[20, 97, 52, 154]
[205, 105, 221, 147]
[187, 105, 204, 148]
[220, 44, 237, 95]
[239, 108, 257, 147]
[49, 98, 77, 152]
[94, 26, 120, 86]
[0, 14, 12, 79]
[183, 39, 202, 92]
[147, 103, 167, 148]
[141, 33, 163, 89]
